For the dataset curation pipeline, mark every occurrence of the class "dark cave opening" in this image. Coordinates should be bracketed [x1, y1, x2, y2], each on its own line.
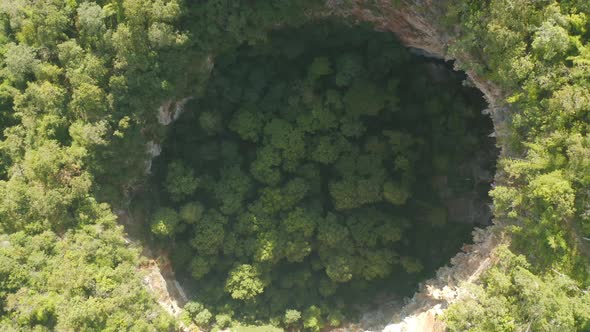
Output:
[138, 20, 498, 327]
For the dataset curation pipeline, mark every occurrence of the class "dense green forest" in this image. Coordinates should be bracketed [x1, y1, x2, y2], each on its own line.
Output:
[0, 0, 589, 331]
[145, 22, 494, 328]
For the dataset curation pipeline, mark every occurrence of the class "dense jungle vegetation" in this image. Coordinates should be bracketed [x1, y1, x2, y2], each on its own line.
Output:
[442, 0, 590, 330]
[0, 0, 589, 331]
[146, 22, 494, 329]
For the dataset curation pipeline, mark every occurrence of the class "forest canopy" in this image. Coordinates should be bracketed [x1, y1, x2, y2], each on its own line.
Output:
[146, 22, 495, 329]
[0, 0, 589, 331]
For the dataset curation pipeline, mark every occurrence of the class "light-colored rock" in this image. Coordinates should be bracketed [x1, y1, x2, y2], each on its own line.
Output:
[157, 97, 193, 126]
[145, 141, 162, 174]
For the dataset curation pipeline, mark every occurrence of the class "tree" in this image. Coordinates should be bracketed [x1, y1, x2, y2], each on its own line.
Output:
[14, 81, 66, 119]
[346, 212, 379, 248]
[359, 249, 396, 280]
[284, 309, 301, 325]
[334, 53, 363, 87]
[329, 178, 359, 210]
[302, 306, 324, 332]
[343, 80, 387, 116]
[165, 160, 199, 202]
[76, 2, 106, 48]
[281, 207, 317, 237]
[225, 264, 266, 300]
[69, 120, 108, 148]
[214, 166, 253, 216]
[150, 207, 179, 237]
[254, 178, 309, 215]
[528, 170, 575, 218]
[340, 116, 366, 138]
[307, 57, 332, 80]
[69, 82, 107, 121]
[317, 213, 350, 249]
[194, 308, 213, 326]
[2, 42, 39, 85]
[199, 111, 223, 135]
[229, 108, 264, 142]
[264, 118, 306, 170]
[215, 313, 233, 329]
[296, 103, 339, 134]
[444, 247, 590, 332]
[383, 181, 410, 205]
[253, 231, 279, 263]
[327, 309, 344, 327]
[179, 201, 204, 224]
[190, 210, 226, 255]
[16, 0, 70, 49]
[183, 301, 212, 326]
[190, 257, 212, 279]
[531, 21, 571, 61]
[250, 145, 282, 186]
[324, 254, 354, 282]
[65, 53, 108, 88]
[310, 135, 343, 165]
[283, 237, 312, 263]
[0, 227, 175, 331]
[148, 22, 187, 49]
[400, 256, 424, 274]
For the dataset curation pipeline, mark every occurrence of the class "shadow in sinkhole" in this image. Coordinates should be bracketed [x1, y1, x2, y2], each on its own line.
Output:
[131, 19, 499, 328]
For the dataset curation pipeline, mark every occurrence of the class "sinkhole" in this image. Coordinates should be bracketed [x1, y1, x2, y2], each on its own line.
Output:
[142, 21, 498, 329]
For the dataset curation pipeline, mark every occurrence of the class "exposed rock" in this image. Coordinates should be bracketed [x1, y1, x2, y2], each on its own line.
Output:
[157, 97, 193, 126]
[141, 254, 186, 317]
[145, 97, 193, 175]
[116, 209, 195, 331]
[383, 308, 446, 332]
[145, 141, 162, 174]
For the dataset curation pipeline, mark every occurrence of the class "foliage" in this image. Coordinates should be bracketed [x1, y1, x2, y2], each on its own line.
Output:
[179, 201, 204, 224]
[0, 0, 194, 328]
[151, 22, 492, 329]
[284, 309, 301, 325]
[225, 264, 267, 301]
[165, 160, 199, 202]
[150, 207, 180, 237]
[182, 301, 213, 326]
[0, 227, 175, 331]
[442, 0, 590, 328]
[444, 247, 590, 332]
[8, 0, 588, 330]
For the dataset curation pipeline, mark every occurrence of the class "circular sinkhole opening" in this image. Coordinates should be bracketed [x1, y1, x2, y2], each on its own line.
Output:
[143, 21, 497, 330]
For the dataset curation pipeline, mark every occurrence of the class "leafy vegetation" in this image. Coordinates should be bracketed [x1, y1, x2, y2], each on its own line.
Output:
[146, 22, 494, 329]
[0, 0, 197, 329]
[1, 0, 588, 330]
[445, 247, 590, 331]
[442, 0, 590, 330]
